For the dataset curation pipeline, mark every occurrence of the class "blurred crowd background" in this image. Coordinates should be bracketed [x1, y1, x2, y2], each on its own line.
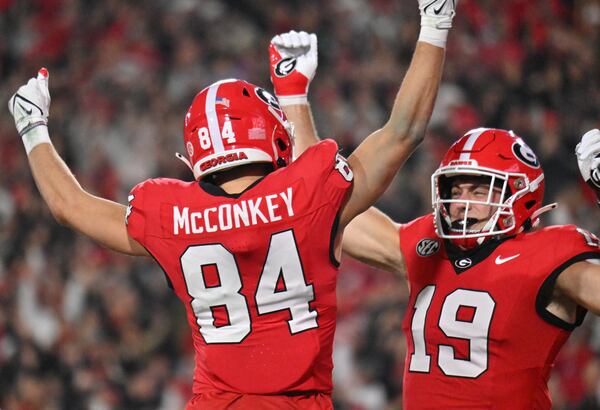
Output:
[1, 0, 600, 408]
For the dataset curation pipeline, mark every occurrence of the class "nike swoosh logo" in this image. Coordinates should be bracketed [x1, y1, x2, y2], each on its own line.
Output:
[434, 1, 446, 14]
[495, 254, 520, 265]
[17, 102, 33, 115]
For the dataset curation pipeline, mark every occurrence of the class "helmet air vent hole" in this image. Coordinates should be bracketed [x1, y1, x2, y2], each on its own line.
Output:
[525, 200, 536, 209]
[276, 138, 287, 151]
[242, 88, 250, 97]
[276, 158, 287, 167]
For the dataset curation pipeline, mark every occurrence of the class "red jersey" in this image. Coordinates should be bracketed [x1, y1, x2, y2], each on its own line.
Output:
[400, 214, 600, 409]
[126, 140, 352, 395]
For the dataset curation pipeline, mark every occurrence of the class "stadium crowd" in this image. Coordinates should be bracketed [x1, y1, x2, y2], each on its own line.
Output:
[1, 0, 599, 408]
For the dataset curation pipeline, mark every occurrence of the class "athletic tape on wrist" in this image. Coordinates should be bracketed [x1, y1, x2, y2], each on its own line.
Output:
[276, 94, 309, 106]
[418, 25, 449, 48]
[22, 125, 52, 154]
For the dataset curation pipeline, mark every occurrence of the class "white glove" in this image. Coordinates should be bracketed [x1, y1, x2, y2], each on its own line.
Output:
[576, 128, 600, 190]
[8, 68, 52, 154]
[418, 0, 458, 48]
[269, 30, 318, 106]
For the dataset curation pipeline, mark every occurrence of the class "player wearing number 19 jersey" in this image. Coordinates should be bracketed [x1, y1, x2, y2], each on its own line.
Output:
[397, 129, 600, 409]
[335, 128, 600, 409]
[400, 216, 600, 409]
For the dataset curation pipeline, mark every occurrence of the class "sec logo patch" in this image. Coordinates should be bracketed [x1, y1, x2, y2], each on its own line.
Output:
[416, 239, 440, 257]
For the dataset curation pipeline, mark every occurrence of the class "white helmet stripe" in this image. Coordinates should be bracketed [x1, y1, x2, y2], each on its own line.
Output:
[459, 128, 489, 161]
[205, 82, 226, 153]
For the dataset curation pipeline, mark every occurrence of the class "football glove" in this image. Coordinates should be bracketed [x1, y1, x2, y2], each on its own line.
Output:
[418, 0, 458, 48]
[576, 128, 600, 201]
[269, 30, 317, 106]
[8, 68, 52, 154]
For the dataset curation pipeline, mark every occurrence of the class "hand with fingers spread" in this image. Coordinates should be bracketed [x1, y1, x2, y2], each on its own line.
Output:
[269, 30, 318, 106]
[8, 68, 52, 154]
[576, 128, 600, 201]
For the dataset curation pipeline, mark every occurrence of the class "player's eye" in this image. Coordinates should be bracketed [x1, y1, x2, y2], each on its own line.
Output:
[473, 187, 489, 197]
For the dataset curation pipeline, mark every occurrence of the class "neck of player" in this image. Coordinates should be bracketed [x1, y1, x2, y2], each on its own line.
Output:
[208, 163, 273, 194]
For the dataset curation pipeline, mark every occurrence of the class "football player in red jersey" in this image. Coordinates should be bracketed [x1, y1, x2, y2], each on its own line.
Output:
[7, 0, 455, 408]
[281, 21, 600, 410]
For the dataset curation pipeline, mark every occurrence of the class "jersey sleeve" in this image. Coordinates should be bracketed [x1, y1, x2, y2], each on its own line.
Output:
[125, 179, 152, 247]
[536, 225, 600, 329]
[296, 139, 354, 201]
[550, 225, 600, 263]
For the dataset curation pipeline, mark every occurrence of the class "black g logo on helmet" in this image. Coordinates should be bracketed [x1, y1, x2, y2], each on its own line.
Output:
[255, 87, 281, 110]
[512, 142, 540, 169]
[275, 57, 297, 77]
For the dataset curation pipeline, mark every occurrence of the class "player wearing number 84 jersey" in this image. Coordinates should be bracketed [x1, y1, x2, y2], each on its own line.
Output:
[127, 136, 351, 397]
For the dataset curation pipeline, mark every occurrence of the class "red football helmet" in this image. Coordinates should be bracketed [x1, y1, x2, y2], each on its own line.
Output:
[181, 79, 294, 179]
[431, 128, 546, 249]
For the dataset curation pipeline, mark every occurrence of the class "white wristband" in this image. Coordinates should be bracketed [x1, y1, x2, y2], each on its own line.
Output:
[418, 25, 449, 49]
[276, 94, 309, 106]
[22, 125, 52, 154]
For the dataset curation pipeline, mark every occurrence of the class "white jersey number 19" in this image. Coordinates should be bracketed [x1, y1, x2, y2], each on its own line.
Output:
[409, 286, 495, 378]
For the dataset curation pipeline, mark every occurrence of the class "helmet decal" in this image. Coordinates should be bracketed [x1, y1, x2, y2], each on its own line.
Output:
[255, 87, 281, 110]
[512, 141, 540, 169]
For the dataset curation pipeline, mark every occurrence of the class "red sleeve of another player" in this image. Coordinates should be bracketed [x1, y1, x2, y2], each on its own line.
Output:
[537, 225, 600, 329]
[554, 225, 600, 258]
[125, 180, 150, 247]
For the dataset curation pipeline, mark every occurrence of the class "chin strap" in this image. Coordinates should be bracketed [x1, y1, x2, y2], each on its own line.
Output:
[530, 202, 558, 229]
[175, 152, 194, 175]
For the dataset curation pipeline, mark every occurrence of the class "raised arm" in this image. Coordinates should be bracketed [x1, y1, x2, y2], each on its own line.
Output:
[340, 0, 455, 227]
[555, 129, 600, 314]
[342, 207, 407, 276]
[268, 30, 320, 156]
[268, 33, 407, 274]
[554, 261, 600, 317]
[8, 69, 148, 256]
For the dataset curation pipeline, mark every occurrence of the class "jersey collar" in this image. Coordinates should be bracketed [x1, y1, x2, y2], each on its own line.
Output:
[445, 235, 514, 274]
[199, 176, 266, 199]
